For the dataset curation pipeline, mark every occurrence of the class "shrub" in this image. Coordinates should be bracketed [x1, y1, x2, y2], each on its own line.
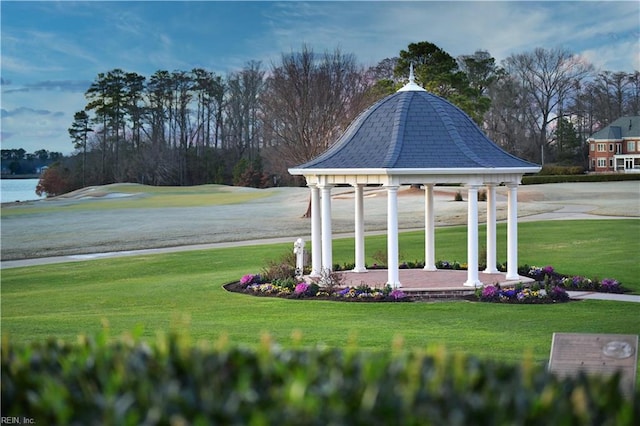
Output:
[261, 251, 297, 282]
[538, 165, 585, 175]
[522, 173, 640, 185]
[2, 331, 636, 424]
[35, 163, 73, 197]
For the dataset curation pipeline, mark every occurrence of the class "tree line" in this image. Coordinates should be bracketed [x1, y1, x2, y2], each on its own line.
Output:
[38, 41, 639, 196]
[1, 149, 63, 176]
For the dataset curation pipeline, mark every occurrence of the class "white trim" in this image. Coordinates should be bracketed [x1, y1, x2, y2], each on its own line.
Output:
[289, 166, 541, 176]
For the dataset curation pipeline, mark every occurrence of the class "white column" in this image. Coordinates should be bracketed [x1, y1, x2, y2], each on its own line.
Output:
[320, 183, 333, 272]
[353, 184, 367, 272]
[464, 185, 482, 287]
[424, 184, 436, 271]
[506, 183, 519, 280]
[484, 184, 499, 273]
[309, 184, 322, 277]
[386, 185, 401, 288]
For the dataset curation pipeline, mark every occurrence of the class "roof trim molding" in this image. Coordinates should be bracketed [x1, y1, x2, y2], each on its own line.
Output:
[289, 166, 541, 176]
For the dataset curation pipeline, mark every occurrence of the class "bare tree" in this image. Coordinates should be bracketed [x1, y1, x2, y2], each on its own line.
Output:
[223, 61, 265, 160]
[503, 47, 593, 163]
[261, 45, 371, 174]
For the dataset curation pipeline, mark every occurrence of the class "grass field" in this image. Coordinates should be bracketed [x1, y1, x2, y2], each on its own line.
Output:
[2, 220, 639, 375]
[0, 183, 271, 216]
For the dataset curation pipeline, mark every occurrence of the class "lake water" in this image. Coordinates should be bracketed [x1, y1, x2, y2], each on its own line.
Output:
[1, 178, 45, 203]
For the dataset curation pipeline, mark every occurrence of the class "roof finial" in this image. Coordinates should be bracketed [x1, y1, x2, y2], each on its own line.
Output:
[397, 61, 426, 92]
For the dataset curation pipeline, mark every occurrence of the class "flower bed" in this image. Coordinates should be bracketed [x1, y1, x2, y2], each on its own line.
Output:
[229, 274, 410, 302]
[522, 265, 624, 293]
[231, 263, 625, 304]
[477, 283, 569, 304]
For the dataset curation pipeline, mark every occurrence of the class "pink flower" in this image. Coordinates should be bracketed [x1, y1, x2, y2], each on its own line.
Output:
[294, 282, 309, 294]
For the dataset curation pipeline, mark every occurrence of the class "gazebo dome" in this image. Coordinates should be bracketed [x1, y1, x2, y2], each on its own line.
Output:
[296, 89, 537, 171]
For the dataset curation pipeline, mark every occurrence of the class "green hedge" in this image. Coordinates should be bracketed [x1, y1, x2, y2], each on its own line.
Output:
[538, 165, 585, 176]
[523, 173, 640, 185]
[2, 331, 637, 425]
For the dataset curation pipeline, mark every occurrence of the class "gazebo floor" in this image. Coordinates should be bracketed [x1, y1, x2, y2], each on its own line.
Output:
[335, 269, 535, 299]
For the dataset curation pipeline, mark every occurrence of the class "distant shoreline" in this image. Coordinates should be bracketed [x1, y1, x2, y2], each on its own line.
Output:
[1, 174, 41, 179]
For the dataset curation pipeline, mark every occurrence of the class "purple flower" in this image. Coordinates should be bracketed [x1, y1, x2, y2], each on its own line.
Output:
[571, 276, 583, 288]
[502, 289, 516, 298]
[600, 278, 621, 293]
[549, 285, 569, 301]
[390, 289, 406, 300]
[542, 265, 554, 275]
[294, 282, 310, 295]
[481, 285, 499, 299]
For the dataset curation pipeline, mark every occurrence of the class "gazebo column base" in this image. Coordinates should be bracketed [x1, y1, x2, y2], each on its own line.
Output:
[463, 279, 482, 287]
[387, 281, 402, 289]
[352, 267, 368, 273]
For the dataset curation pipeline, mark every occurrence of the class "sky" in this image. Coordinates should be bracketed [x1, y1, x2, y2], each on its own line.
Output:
[1, 1, 639, 155]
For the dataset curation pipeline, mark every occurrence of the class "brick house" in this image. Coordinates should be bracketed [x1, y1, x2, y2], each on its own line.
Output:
[587, 116, 640, 173]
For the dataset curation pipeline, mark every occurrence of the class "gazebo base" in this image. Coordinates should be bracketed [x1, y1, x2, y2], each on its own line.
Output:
[335, 269, 534, 295]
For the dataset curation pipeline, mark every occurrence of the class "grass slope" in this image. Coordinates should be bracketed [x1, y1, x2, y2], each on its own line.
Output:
[1, 183, 270, 216]
[2, 220, 639, 372]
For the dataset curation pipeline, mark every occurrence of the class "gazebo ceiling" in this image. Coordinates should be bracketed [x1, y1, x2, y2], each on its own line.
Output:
[289, 76, 540, 185]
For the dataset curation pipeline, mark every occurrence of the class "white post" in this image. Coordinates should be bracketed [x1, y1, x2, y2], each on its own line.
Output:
[353, 184, 367, 272]
[424, 184, 437, 271]
[506, 183, 519, 280]
[320, 183, 333, 272]
[309, 184, 321, 277]
[484, 184, 499, 273]
[386, 185, 401, 288]
[464, 185, 482, 287]
[293, 238, 305, 278]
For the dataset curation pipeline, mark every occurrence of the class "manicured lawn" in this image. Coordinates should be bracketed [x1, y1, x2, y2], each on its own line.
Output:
[3, 219, 639, 363]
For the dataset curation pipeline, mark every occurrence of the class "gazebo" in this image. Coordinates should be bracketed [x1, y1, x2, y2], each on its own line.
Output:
[288, 69, 541, 288]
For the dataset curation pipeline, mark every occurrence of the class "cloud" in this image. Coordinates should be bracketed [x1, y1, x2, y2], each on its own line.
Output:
[1, 107, 65, 118]
[2, 80, 92, 94]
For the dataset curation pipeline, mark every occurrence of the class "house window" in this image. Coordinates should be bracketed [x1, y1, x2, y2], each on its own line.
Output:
[590, 143, 595, 151]
[628, 141, 636, 152]
[597, 143, 606, 152]
[609, 143, 614, 152]
[597, 158, 607, 167]
[616, 144, 622, 154]
[609, 158, 614, 167]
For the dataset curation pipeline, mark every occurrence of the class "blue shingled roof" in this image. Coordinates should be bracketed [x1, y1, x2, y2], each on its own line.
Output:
[294, 90, 539, 170]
